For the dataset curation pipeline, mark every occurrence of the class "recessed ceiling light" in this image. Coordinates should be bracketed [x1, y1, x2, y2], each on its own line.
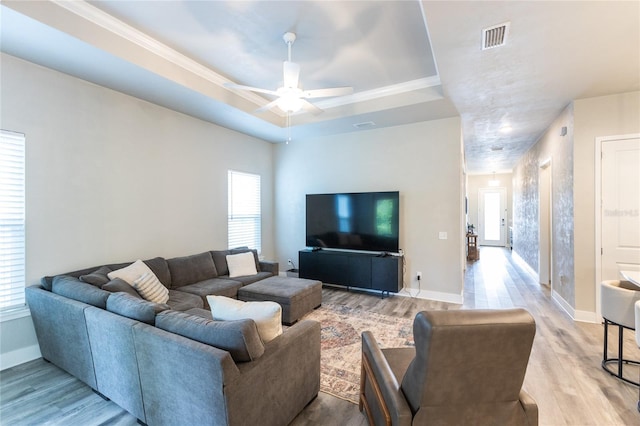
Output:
[499, 125, 512, 133]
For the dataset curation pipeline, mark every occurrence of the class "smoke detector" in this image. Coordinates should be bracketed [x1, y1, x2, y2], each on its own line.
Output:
[482, 22, 510, 50]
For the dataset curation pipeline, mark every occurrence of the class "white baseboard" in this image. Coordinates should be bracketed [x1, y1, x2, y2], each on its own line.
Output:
[551, 290, 598, 323]
[0, 344, 41, 371]
[397, 287, 463, 304]
[511, 251, 540, 283]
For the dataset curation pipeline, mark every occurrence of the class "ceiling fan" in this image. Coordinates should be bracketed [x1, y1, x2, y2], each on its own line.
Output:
[224, 32, 353, 115]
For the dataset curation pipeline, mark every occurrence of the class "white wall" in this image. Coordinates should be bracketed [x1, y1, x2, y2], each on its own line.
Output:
[273, 118, 464, 302]
[573, 91, 640, 313]
[0, 53, 275, 368]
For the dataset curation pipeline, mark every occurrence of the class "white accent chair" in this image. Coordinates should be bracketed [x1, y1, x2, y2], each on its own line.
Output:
[599, 280, 640, 387]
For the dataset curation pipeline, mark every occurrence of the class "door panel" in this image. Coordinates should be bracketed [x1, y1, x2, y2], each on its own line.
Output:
[478, 188, 507, 246]
[601, 138, 640, 281]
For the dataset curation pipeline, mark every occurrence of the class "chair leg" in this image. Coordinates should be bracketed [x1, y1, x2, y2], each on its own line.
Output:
[601, 318, 640, 387]
[618, 324, 624, 378]
[603, 319, 608, 363]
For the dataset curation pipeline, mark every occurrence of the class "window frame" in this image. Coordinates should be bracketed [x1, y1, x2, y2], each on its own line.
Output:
[227, 170, 261, 254]
[0, 130, 28, 322]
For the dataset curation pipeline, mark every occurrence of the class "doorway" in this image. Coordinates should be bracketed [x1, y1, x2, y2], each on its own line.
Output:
[478, 187, 507, 246]
[539, 160, 552, 286]
[595, 134, 640, 318]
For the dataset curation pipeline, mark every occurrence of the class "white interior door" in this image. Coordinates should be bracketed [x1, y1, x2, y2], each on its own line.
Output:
[478, 187, 507, 246]
[601, 137, 640, 282]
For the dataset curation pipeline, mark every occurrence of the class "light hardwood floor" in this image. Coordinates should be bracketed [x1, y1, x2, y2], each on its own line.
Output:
[1, 247, 638, 425]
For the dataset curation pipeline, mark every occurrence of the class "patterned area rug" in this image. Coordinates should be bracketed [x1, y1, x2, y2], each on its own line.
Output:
[303, 303, 414, 404]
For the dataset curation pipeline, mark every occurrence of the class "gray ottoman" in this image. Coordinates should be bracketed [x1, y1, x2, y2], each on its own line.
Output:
[238, 276, 322, 325]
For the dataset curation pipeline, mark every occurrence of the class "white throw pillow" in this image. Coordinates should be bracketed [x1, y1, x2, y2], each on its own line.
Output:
[207, 295, 282, 343]
[226, 252, 258, 277]
[133, 272, 169, 304]
[108, 260, 156, 285]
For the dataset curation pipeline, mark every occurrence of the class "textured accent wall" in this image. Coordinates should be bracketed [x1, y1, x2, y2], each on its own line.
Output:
[513, 104, 574, 305]
[513, 149, 540, 273]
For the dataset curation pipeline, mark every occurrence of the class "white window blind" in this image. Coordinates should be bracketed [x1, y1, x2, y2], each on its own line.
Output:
[228, 170, 261, 253]
[0, 130, 26, 312]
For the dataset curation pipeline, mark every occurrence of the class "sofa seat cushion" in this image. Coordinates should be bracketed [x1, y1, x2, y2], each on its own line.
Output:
[166, 289, 204, 311]
[155, 310, 265, 362]
[167, 252, 218, 288]
[177, 278, 244, 307]
[224, 271, 273, 286]
[106, 292, 169, 325]
[52, 276, 110, 309]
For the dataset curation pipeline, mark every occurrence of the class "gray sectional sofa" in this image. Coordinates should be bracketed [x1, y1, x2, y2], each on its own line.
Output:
[26, 248, 321, 426]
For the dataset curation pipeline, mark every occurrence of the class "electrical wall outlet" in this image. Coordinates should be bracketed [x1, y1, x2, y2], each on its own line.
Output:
[439, 231, 448, 240]
[417, 271, 422, 281]
[287, 259, 293, 266]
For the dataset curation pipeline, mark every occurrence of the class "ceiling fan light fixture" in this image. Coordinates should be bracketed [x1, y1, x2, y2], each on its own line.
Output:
[277, 94, 303, 112]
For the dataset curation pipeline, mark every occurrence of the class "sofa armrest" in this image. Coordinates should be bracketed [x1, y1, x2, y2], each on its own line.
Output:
[361, 331, 413, 426]
[226, 319, 321, 426]
[259, 260, 279, 276]
[519, 389, 538, 425]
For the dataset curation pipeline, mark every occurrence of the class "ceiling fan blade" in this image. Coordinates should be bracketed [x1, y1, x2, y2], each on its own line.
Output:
[303, 87, 354, 98]
[254, 99, 281, 114]
[283, 61, 300, 89]
[301, 99, 323, 115]
[224, 82, 278, 96]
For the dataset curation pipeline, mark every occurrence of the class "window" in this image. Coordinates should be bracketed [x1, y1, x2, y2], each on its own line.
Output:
[1, 130, 26, 313]
[228, 170, 261, 253]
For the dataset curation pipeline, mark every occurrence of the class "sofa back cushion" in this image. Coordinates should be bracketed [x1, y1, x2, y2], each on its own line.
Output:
[102, 278, 143, 299]
[155, 310, 265, 362]
[79, 266, 113, 287]
[141, 257, 172, 287]
[52, 275, 110, 309]
[211, 247, 260, 276]
[167, 252, 218, 288]
[106, 292, 169, 325]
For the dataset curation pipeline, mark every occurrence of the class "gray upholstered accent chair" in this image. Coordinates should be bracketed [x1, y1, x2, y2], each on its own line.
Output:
[360, 309, 538, 426]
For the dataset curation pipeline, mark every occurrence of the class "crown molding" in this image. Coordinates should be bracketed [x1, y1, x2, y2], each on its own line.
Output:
[313, 76, 442, 110]
[50, 0, 271, 110]
[50, 1, 440, 117]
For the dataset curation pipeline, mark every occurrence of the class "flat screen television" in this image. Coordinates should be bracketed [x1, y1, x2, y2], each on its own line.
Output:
[306, 191, 400, 253]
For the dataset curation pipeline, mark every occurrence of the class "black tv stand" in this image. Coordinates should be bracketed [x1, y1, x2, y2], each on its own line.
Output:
[299, 249, 402, 296]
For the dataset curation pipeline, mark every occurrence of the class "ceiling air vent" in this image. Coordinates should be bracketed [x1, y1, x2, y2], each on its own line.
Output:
[482, 22, 510, 50]
[353, 121, 376, 129]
